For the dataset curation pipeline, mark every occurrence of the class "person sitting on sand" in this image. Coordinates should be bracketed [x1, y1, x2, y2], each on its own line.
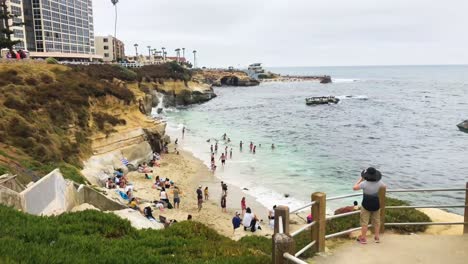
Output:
[204, 187, 209, 200]
[144, 206, 156, 221]
[129, 197, 140, 211]
[232, 212, 242, 234]
[154, 200, 165, 211]
[243, 207, 261, 232]
[164, 178, 171, 189]
[106, 178, 115, 189]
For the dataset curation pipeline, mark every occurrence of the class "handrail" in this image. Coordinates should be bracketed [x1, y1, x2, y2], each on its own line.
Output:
[386, 205, 467, 209]
[290, 201, 316, 214]
[295, 241, 316, 258]
[291, 221, 316, 237]
[283, 253, 308, 264]
[385, 222, 468, 226]
[387, 188, 467, 193]
[326, 193, 361, 201]
[326, 210, 360, 220]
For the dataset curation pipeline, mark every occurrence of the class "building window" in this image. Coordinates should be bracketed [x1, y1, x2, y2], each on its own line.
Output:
[103, 38, 108, 42]
[104, 53, 109, 58]
[103, 45, 108, 50]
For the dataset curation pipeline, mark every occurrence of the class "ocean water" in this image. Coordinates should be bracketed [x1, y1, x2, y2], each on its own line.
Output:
[160, 65, 468, 213]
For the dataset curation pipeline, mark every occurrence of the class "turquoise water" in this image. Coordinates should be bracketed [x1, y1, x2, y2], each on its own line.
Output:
[161, 65, 468, 213]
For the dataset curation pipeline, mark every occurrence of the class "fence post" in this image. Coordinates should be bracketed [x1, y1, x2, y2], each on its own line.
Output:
[311, 192, 326, 253]
[378, 186, 387, 234]
[272, 206, 294, 264]
[464, 182, 468, 234]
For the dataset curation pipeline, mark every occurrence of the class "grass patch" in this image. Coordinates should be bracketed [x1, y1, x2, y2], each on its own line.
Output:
[0, 165, 8, 175]
[0, 205, 270, 263]
[136, 61, 192, 82]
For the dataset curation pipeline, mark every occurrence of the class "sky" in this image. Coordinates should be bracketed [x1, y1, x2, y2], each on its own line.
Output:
[93, 0, 468, 68]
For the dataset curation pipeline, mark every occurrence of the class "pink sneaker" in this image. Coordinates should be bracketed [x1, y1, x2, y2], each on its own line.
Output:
[356, 236, 367, 244]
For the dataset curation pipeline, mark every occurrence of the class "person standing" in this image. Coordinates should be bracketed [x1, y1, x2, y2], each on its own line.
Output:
[196, 185, 203, 212]
[241, 197, 247, 216]
[253, 145, 256, 154]
[240, 141, 243, 151]
[215, 142, 218, 153]
[220, 153, 226, 166]
[249, 142, 253, 152]
[173, 186, 181, 209]
[210, 145, 213, 153]
[353, 167, 385, 244]
[229, 148, 233, 159]
[182, 126, 185, 138]
[204, 187, 209, 200]
[221, 194, 227, 213]
[225, 146, 228, 156]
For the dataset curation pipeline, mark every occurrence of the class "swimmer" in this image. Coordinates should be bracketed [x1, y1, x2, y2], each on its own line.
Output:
[240, 141, 243, 150]
[227, 138, 231, 143]
[271, 144, 275, 149]
[222, 133, 227, 141]
[220, 153, 226, 166]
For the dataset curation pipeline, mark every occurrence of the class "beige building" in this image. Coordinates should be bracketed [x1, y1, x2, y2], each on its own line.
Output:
[0, 0, 27, 50]
[95, 35, 125, 62]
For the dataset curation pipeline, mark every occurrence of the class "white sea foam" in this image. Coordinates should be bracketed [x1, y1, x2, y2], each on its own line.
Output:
[336, 95, 369, 100]
[332, 78, 359, 83]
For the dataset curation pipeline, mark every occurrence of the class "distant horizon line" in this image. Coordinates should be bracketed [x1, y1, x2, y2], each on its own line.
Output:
[206, 63, 468, 69]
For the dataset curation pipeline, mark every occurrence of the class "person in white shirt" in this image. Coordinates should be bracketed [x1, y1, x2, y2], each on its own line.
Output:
[243, 207, 259, 232]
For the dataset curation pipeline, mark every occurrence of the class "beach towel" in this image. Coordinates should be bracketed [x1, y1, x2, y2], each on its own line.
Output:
[121, 157, 129, 166]
[117, 190, 129, 201]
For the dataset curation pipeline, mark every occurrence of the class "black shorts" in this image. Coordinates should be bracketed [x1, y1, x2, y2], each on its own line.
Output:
[221, 160, 225, 164]
[174, 198, 180, 204]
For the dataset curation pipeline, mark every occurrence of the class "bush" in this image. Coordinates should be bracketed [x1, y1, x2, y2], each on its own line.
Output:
[72, 64, 137, 82]
[45, 57, 58, 64]
[93, 112, 126, 130]
[136, 62, 192, 82]
[0, 206, 270, 263]
[25, 77, 39, 86]
[0, 165, 8, 175]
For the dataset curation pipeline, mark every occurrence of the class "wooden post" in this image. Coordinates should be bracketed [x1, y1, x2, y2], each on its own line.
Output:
[378, 186, 387, 234]
[311, 192, 326, 253]
[273, 206, 292, 264]
[464, 182, 468, 234]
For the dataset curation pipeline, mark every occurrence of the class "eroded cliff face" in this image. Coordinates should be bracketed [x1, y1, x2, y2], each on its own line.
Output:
[193, 70, 260, 87]
[139, 80, 216, 109]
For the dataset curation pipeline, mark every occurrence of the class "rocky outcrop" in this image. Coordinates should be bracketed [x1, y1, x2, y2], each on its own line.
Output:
[193, 70, 260, 87]
[139, 80, 216, 108]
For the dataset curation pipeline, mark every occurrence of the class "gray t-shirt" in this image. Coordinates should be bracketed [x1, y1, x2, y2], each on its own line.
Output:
[359, 181, 384, 196]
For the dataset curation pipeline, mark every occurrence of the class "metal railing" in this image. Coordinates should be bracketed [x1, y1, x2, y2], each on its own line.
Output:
[272, 182, 468, 264]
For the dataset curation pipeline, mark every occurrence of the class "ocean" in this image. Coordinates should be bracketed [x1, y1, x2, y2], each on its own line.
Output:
[159, 65, 468, 214]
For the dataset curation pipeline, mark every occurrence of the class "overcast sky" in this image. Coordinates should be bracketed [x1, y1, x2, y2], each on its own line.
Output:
[93, 0, 468, 67]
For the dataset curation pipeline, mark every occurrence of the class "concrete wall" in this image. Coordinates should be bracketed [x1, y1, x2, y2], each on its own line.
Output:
[82, 186, 126, 211]
[20, 169, 78, 216]
[0, 186, 22, 210]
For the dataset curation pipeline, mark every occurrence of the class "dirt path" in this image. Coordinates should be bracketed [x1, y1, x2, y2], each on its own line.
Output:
[311, 234, 468, 264]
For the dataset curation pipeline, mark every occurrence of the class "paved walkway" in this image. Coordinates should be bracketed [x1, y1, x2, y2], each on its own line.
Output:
[312, 234, 468, 264]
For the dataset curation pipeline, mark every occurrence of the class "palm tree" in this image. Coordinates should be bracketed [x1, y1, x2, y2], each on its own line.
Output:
[182, 48, 185, 60]
[134, 43, 139, 56]
[161, 47, 166, 61]
[192, 50, 197, 68]
[111, 0, 119, 38]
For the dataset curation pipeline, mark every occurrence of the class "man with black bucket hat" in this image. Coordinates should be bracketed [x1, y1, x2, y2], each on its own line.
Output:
[353, 167, 385, 244]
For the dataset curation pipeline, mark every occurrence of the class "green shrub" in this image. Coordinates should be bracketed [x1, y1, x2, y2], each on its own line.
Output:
[45, 57, 58, 64]
[0, 206, 270, 263]
[0, 165, 8, 175]
[137, 62, 192, 82]
[71, 64, 137, 82]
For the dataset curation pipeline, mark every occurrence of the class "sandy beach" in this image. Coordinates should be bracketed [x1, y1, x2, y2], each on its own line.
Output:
[111, 145, 276, 239]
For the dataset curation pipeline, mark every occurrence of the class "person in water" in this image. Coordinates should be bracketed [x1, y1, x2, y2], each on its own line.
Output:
[271, 144, 275, 149]
[253, 145, 256, 154]
[220, 153, 226, 166]
[211, 153, 215, 163]
[215, 143, 218, 152]
[249, 142, 253, 152]
[182, 126, 185, 138]
[240, 141, 243, 150]
[210, 145, 213, 153]
[225, 146, 228, 156]
[222, 133, 227, 140]
[227, 138, 231, 143]
[230, 148, 233, 159]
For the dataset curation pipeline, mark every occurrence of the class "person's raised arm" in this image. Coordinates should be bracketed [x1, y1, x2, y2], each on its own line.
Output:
[353, 177, 364, 191]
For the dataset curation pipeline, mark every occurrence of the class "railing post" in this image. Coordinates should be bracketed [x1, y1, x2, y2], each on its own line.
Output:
[272, 206, 294, 264]
[311, 192, 326, 253]
[464, 182, 468, 234]
[379, 186, 387, 234]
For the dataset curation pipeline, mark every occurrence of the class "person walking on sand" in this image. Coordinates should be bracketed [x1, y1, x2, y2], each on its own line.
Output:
[230, 148, 233, 159]
[221, 194, 227, 213]
[220, 153, 226, 166]
[241, 197, 247, 216]
[196, 185, 203, 212]
[204, 187, 209, 200]
[353, 167, 385, 244]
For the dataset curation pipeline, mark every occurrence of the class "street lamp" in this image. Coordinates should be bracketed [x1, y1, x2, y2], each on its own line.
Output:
[147, 46, 151, 61]
[134, 43, 139, 57]
[161, 47, 166, 61]
[192, 50, 197, 68]
[111, 0, 119, 39]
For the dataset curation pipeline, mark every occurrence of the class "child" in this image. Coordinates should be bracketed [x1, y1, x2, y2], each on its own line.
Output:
[204, 187, 209, 200]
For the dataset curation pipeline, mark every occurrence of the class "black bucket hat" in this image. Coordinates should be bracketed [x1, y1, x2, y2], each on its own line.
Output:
[361, 167, 382, 182]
